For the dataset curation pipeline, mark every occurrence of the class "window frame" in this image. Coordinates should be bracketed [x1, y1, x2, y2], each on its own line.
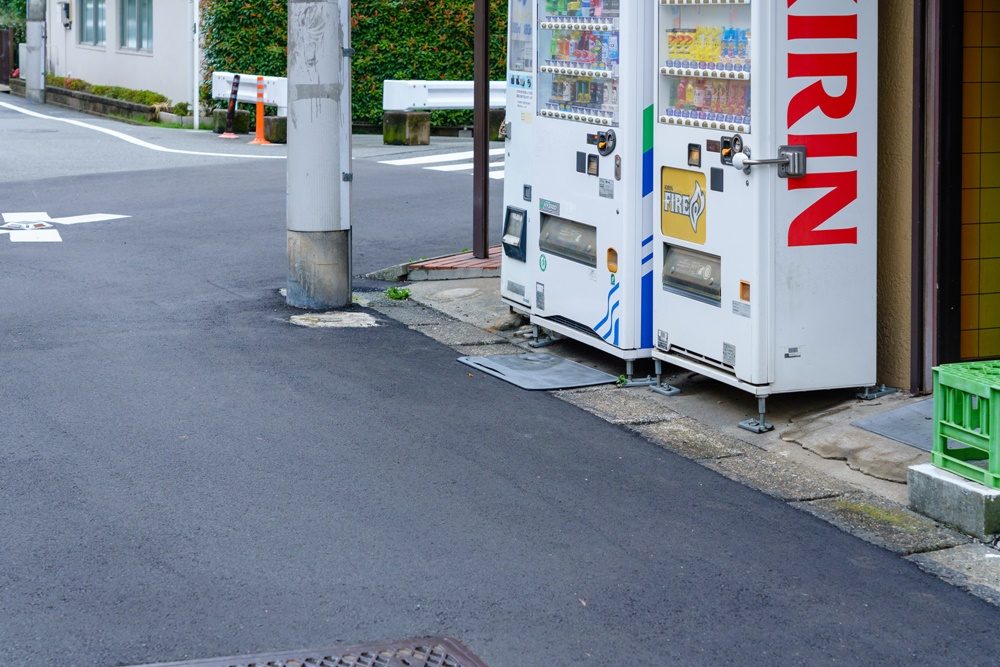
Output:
[119, 0, 153, 52]
[77, 0, 106, 47]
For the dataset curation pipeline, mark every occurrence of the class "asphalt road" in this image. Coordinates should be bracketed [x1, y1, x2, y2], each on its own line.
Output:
[1, 97, 998, 666]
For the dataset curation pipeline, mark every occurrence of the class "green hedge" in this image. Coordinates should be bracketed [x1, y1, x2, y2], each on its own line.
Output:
[202, 0, 508, 126]
[45, 75, 170, 106]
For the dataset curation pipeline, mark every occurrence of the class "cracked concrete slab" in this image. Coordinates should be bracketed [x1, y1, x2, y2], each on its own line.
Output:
[792, 493, 969, 556]
[630, 418, 747, 460]
[455, 343, 527, 357]
[706, 448, 855, 502]
[407, 278, 521, 331]
[780, 394, 930, 484]
[907, 543, 1000, 607]
[367, 301, 452, 327]
[555, 386, 680, 425]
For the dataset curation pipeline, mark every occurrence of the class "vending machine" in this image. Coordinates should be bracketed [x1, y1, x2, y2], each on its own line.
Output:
[500, 0, 657, 369]
[650, 0, 878, 431]
[500, 0, 537, 314]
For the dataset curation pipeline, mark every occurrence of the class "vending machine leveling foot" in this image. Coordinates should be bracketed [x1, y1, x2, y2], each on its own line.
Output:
[856, 384, 898, 401]
[527, 325, 559, 349]
[739, 397, 774, 434]
[649, 359, 681, 396]
[620, 360, 659, 388]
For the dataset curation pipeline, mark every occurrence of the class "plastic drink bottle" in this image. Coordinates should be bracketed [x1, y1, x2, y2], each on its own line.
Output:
[675, 78, 686, 110]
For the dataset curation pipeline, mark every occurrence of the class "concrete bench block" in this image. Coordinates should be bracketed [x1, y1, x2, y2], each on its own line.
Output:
[383, 111, 430, 146]
[264, 115, 287, 143]
[213, 108, 251, 134]
[908, 463, 1000, 540]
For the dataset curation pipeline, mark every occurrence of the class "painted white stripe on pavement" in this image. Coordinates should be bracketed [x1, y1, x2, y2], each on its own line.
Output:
[52, 214, 131, 225]
[380, 148, 505, 166]
[0, 100, 286, 160]
[10, 229, 62, 242]
[426, 160, 505, 172]
[488, 171, 505, 180]
[2, 212, 54, 223]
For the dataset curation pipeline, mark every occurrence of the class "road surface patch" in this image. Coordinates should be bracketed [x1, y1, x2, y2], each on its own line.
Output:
[290, 312, 381, 329]
[124, 637, 488, 667]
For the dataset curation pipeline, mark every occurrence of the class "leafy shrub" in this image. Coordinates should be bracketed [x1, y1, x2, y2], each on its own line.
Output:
[172, 102, 191, 116]
[202, 0, 508, 126]
[45, 75, 169, 106]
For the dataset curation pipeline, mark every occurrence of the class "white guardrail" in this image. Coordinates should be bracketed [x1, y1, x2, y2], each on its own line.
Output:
[210, 74, 505, 116]
[211, 71, 288, 115]
[382, 80, 506, 112]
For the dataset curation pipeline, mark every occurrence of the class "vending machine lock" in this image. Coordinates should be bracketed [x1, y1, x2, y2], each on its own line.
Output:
[732, 145, 808, 179]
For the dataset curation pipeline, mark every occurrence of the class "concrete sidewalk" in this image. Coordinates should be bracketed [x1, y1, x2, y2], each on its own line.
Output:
[360, 274, 1000, 608]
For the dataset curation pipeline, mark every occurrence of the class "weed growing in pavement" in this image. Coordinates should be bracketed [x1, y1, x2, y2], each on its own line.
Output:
[385, 286, 411, 301]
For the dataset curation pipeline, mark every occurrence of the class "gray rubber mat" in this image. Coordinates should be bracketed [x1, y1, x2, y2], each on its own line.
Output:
[852, 398, 934, 452]
[459, 352, 617, 390]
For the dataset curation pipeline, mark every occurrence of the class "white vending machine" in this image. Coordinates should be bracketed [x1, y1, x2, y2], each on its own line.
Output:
[500, 0, 657, 372]
[651, 0, 877, 431]
[500, 0, 538, 313]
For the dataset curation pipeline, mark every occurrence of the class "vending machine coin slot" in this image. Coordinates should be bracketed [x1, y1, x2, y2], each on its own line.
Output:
[597, 129, 617, 156]
[721, 136, 734, 166]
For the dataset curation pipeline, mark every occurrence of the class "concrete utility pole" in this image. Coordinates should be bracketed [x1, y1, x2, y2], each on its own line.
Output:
[25, 0, 45, 103]
[286, 0, 353, 309]
[191, 0, 201, 131]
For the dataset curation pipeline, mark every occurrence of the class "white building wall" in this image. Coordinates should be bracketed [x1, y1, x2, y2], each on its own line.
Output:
[45, 0, 195, 106]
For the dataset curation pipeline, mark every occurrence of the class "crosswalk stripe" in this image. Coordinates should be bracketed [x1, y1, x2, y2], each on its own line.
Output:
[380, 148, 505, 166]
[488, 170, 505, 180]
[427, 161, 505, 172]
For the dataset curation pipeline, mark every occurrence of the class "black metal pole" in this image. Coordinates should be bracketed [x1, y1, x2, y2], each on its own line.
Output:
[472, 0, 489, 259]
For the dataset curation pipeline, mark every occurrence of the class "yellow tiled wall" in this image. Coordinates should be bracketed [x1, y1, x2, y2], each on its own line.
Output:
[961, 0, 1000, 359]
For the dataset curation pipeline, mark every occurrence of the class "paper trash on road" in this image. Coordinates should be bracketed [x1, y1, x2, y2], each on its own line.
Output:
[1, 221, 54, 230]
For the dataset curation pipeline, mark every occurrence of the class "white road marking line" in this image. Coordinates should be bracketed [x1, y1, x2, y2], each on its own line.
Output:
[426, 160, 505, 172]
[10, 229, 62, 243]
[380, 148, 505, 166]
[0, 100, 286, 160]
[488, 170, 506, 180]
[51, 214, 131, 225]
[2, 212, 54, 223]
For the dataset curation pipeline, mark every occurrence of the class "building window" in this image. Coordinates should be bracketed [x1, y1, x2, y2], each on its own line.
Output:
[78, 0, 106, 46]
[120, 0, 153, 51]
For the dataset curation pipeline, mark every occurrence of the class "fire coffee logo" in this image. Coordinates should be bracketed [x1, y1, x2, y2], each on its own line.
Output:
[661, 167, 707, 245]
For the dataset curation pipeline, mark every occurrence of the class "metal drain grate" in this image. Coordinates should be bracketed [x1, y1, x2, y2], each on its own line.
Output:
[128, 637, 488, 667]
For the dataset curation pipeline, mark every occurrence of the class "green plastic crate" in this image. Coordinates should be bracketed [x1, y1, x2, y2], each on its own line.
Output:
[932, 360, 1000, 489]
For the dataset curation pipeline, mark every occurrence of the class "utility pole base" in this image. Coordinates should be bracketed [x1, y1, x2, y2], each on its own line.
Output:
[286, 230, 352, 310]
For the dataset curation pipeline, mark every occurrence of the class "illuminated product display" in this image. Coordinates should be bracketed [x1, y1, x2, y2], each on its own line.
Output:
[501, 0, 657, 368]
[650, 0, 878, 430]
